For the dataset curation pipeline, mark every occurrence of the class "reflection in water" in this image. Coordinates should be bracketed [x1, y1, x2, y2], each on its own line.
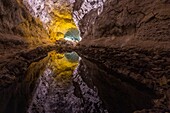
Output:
[0, 51, 155, 113]
[27, 51, 107, 113]
[78, 59, 155, 113]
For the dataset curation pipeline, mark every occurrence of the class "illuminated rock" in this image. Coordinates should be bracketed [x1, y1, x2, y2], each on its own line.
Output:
[73, 0, 105, 25]
[23, 0, 77, 41]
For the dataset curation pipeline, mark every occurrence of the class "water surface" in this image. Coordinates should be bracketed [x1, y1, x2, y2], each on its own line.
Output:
[0, 50, 155, 113]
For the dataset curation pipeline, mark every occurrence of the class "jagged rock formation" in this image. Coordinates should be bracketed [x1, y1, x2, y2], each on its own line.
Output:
[23, 0, 77, 41]
[74, 0, 170, 41]
[73, 0, 170, 112]
[73, 0, 105, 25]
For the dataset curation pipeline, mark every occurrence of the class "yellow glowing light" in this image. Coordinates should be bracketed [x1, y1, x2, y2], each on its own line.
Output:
[48, 4, 77, 42]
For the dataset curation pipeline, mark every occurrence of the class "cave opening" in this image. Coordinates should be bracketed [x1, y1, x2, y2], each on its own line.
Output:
[64, 28, 81, 43]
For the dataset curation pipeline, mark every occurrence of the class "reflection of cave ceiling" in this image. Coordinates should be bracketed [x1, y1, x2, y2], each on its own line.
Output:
[27, 51, 106, 113]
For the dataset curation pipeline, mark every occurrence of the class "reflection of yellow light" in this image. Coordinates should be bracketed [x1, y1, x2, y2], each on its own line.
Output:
[24, 51, 79, 85]
[48, 51, 78, 81]
[25, 51, 78, 83]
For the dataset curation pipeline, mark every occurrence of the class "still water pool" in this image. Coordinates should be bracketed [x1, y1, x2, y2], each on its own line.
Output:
[0, 51, 155, 113]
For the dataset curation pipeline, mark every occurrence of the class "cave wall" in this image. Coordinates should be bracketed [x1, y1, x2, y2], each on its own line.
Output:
[23, 0, 77, 41]
[0, 0, 51, 48]
[74, 0, 170, 41]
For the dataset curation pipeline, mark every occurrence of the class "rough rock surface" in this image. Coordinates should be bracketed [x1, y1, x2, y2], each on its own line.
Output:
[0, 0, 50, 46]
[73, 0, 170, 112]
[73, 0, 105, 25]
[23, 0, 77, 41]
[0, 0, 53, 89]
[74, 0, 170, 41]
